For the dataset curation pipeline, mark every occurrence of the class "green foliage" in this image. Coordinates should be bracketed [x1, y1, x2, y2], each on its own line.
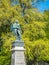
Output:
[44, 10, 49, 39]
[25, 39, 49, 65]
[32, 39, 49, 61]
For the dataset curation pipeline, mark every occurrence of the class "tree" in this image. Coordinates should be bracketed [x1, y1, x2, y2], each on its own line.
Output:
[43, 10, 49, 39]
[25, 39, 49, 65]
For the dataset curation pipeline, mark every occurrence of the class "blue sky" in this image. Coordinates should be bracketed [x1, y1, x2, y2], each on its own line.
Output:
[36, 0, 49, 12]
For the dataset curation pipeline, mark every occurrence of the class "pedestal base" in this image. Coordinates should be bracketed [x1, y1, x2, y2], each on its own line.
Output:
[11, 40, 26, 65]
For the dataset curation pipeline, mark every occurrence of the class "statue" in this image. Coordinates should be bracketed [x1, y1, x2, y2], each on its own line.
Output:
[11, 20, 22, 40]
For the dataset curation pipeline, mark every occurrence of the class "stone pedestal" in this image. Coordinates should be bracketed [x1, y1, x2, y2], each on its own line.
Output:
[11, 40, 26, 65]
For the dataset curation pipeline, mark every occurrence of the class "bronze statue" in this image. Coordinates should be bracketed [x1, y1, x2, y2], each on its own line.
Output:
[11, 20, 22, 40]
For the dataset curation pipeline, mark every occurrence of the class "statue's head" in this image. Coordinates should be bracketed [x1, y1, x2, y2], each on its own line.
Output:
[15, 20, 18, 23]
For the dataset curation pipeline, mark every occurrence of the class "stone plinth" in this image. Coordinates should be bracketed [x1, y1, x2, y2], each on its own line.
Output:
[12, 40, 24, 48]
[11, 40, 26, 65]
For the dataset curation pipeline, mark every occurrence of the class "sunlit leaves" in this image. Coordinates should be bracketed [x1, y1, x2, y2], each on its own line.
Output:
[25, 39, 49, 62]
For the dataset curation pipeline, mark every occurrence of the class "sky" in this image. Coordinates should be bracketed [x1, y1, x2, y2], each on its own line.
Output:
[36, 0, 49, 12]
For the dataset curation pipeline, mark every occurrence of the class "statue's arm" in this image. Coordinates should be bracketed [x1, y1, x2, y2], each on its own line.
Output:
[19, 25, 22, 33]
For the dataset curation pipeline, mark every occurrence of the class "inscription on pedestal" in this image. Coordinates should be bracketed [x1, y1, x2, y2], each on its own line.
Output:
[15, 51, 26, 65]
[11, 45, 26, 65]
